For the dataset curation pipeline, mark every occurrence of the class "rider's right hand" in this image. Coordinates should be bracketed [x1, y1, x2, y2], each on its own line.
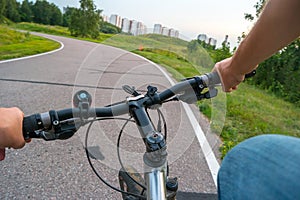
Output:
[0, 107, 29, 161]
[213, 57, 245, 92]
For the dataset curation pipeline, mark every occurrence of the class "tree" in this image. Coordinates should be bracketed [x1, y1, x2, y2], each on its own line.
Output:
[62, 6, 77, 27]
[244, 0, 266, 21]
[4, 0, 21, 22]
[195, 35, 232, 63]
[100, 21, 121, 34]
[19, 0, 33, 22]
[32, 0, 62, 25]
[69, 0, 101, 38]
[49, 3, 62, 25]
[0, 0, 6, 20]
[32, 0, 51, 24]
[244, 0, 300, 106]
[187, 40, 199, 53]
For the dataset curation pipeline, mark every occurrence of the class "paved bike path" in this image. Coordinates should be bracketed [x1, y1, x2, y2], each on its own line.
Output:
[0, 33, 219, 199]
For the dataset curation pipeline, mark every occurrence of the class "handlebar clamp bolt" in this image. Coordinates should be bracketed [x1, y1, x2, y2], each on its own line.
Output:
[53, 120, 59, 126]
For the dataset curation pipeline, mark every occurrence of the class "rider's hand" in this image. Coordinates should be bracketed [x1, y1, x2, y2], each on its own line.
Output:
[0, 107, 27, 161]
[213, 57, 245, 92]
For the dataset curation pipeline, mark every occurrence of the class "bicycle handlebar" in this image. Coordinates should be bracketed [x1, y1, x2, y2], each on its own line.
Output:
[22, 71, 227, 140]
[20, 67, 256, 200]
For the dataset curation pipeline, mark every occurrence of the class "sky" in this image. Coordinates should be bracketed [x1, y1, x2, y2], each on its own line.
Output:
[38, 0, 258, 48]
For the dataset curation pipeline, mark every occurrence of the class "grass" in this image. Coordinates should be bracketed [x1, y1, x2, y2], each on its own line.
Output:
[12, 22, 113, 43]
[12, 22, 70, 36]
[216, 83, 300, 157]
[134, 48, 200, 78]
[0, 25, 60, 60]
[4, 22, 300, 157]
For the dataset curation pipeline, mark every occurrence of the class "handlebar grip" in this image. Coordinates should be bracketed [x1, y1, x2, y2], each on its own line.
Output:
[23, 114, 41, 139]
[205, 71, 221, 86]
[205, 70, 256, 86]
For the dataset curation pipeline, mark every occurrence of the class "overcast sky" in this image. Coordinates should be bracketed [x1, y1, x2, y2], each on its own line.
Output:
[33, 0, 259, 47]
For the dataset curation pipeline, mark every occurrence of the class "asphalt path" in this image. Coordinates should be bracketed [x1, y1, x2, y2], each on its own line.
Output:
[0, 33, 220, 199]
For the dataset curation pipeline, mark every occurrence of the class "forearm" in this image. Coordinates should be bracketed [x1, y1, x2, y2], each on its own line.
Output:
[231, 0, 300, 75]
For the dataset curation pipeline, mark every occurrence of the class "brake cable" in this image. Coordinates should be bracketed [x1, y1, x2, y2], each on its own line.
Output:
[84, 118, 146, 200]
[116, 108, 168, 193]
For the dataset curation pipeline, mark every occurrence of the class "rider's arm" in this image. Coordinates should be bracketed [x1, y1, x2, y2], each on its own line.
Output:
[0, 107, 25, 149]
[215, 0, 300, 92]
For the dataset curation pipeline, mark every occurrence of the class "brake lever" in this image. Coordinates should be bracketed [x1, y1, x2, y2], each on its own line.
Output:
[37, 117, 79, 141]
[177, 86, 218, 104]
[203, 87, 218, 99]
[37, 129, 77, 141]
[122, 85, 140, 96]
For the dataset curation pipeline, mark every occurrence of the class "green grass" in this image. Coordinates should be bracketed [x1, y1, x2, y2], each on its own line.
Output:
[12, 22, 113, 43]
[103, 33, 214, 76]
[133, 49, 200, 78]
[199, 83, 300, 157]
[12, 22, 70, 36]
[5, 22, 300, 158]
[0, 25, 60, 60]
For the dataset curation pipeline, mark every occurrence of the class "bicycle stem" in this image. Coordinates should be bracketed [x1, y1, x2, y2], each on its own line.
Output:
[127, 94, 168, 200]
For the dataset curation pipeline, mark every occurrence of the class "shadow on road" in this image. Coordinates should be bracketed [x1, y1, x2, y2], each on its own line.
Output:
[177, 191, 218, 200]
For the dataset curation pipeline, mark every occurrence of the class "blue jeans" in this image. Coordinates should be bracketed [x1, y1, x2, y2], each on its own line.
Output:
[218, 134, 300, 200]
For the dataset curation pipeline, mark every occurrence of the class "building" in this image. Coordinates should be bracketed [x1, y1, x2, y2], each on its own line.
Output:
[153, 24, 179, 38]
[223, 35, 229, 45]
[129, 20, 138, 35]
[197, 34, 207, 42]
[208, 38, 217, 47]
[137, 22, 147, 35]
[197, 33, 217, 47]
[105, 14, 179, 38]
[162, 27, 169, 36]
[121, 18, 130, 33]
[153, 24, 162, 34]
[174, 30, 179, 38]
[109, 14, 122, 28]
[169, 28, 175, 37]
[102, 15, 109, 23]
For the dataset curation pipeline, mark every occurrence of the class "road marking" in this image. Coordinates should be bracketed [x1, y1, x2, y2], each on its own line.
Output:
[134, 53, 220, 188]
[0, 35, 64, 64]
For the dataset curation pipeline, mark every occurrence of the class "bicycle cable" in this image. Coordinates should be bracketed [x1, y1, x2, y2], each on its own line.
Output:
[117, 116, 147, 191]
[84, 118, 147, 200]
[116, 108, 168, 192]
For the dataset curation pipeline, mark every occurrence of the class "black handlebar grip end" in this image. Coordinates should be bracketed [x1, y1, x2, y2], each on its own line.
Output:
[245, 70, 256, 79]
[23, 115, 39, 139]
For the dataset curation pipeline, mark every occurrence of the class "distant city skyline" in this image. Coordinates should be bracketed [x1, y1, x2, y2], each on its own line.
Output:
[104, 13, 180, 38]
[20, 0, 259, 48]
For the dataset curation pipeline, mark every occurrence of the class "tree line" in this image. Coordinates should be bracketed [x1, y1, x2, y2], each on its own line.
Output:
[244, 0, 300, 106]
[0, 0, 121, 38]
[0, 0, 63, 25]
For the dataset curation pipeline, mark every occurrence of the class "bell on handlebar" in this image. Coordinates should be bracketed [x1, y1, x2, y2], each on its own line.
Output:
[73, 90, 92, 109]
